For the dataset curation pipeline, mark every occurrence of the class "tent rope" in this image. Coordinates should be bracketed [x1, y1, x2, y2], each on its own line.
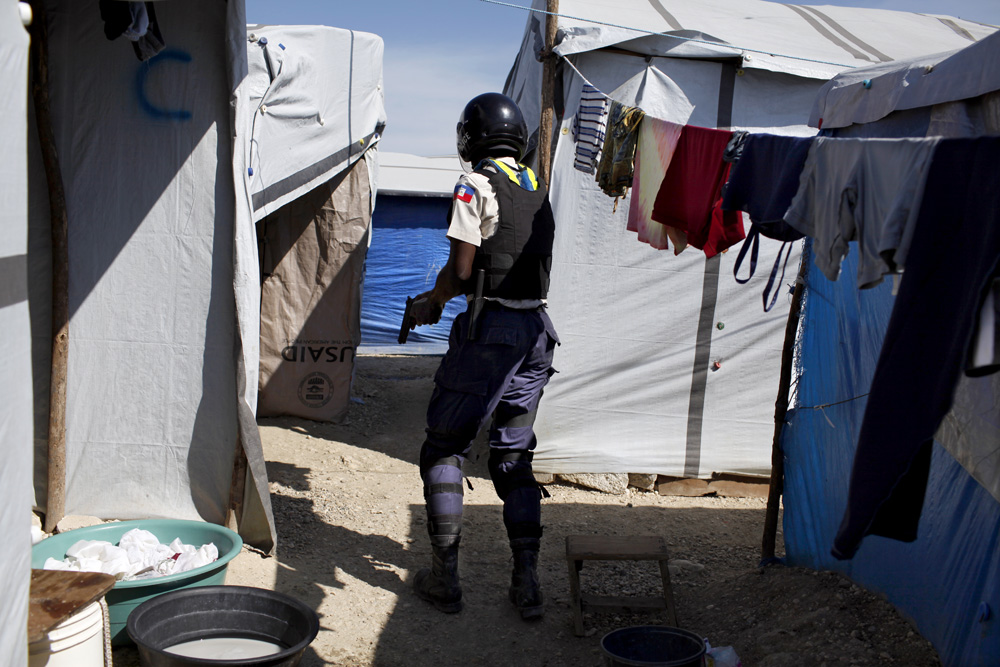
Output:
[479, 0, 860, 70]
[799, 393, 870, 410]
[796, 392, 871, 427]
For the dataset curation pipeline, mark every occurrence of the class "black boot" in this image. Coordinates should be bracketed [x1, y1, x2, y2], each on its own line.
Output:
[509, 537, 543, 619]
[414, 540, 462, 613]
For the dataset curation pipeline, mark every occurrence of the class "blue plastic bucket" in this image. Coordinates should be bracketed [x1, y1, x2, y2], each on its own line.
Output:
[601, 626, 707, 667]
[31, 519, 243, 646]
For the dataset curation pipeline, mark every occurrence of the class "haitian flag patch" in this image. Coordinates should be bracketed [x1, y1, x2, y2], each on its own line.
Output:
[453, 184, 475, 203]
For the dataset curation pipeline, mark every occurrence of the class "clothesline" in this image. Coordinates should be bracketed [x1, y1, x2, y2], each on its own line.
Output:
[478, 0, 860, 70]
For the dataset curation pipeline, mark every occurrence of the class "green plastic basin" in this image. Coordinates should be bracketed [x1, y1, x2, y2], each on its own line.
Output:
[31, 519, 243, 646]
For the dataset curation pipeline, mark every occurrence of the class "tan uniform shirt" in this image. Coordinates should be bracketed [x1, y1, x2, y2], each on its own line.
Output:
[446, 157, 545, 309]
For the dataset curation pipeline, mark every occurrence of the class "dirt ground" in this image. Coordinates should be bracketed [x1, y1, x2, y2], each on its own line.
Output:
[112, 354, 940, 667]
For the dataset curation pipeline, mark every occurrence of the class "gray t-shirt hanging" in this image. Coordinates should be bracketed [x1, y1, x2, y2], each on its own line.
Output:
[784, 137, 940, 288]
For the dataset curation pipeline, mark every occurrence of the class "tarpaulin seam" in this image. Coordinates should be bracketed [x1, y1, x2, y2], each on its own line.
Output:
[783, 4, 877, 64]
[794, 5, 892, 62]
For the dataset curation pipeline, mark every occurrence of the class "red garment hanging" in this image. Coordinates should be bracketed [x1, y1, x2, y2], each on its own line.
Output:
[651, 124, 745, 258]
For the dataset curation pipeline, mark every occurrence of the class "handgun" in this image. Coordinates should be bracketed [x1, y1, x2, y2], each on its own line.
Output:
[398, 297, 415, 344]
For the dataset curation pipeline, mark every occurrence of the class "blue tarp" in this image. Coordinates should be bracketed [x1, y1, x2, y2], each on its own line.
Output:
[360, 195, 463, 354]
[783, 240, 1000, 666]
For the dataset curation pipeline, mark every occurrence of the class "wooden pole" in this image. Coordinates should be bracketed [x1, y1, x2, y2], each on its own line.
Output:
[29, 1, 69, 533]
[537, 0, 559, 186]
[760, 265, 806, 562]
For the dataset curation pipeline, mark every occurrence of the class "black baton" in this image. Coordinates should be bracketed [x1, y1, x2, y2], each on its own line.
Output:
[467, 269, 485, 341]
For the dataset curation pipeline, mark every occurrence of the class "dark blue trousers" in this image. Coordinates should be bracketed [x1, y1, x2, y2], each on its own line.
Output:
[420, 304, 558, 548]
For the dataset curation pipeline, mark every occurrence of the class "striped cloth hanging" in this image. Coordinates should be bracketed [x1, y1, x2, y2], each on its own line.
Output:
[573, 83, 609, 174]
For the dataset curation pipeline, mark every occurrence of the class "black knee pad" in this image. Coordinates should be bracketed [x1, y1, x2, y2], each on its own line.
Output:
[419, 442, 464, 480]
[488, 449, 536, 499]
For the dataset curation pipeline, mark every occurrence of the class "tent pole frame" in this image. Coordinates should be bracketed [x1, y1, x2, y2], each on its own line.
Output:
[538, 0, 559, 185]
[761, 265, 805, 561]
[29, 0, 69, 533]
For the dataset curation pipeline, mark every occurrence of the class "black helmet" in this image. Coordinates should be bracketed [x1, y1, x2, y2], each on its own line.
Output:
[456, 93, 528, 163]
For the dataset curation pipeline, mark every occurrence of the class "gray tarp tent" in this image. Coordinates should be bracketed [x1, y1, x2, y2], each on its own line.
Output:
[503, 0, 994, 479]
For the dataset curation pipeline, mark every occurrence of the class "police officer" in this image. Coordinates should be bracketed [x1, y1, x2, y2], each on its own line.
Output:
[408, 92, 558, 619]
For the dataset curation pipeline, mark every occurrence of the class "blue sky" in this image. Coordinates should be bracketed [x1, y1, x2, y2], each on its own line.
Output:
[244, 1, 1000, 156]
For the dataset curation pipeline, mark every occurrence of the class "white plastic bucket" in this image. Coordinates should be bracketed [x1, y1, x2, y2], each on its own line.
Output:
[29, 600, 106, 667]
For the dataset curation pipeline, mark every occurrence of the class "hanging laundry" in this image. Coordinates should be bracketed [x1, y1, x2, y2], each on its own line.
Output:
[98, 0, 165, 62]
[832, 136, 1000, 560]
[99, 0, 133, 40]
[722, 130, 749, 163]
[722, 134, 812, 309]
[968, 275, 1000, 377]
[722, 133, 813, 241]
[784, 136, 940, 289]
[573, 84, 610, 175]
[626, 115, 683, 251]
[651, 125, 745, 259]
[122, 2, 149, 41]
[595, 101, 644, 200]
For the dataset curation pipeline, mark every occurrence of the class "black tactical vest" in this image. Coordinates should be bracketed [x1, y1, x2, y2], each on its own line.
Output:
[462, 160, 555, 300]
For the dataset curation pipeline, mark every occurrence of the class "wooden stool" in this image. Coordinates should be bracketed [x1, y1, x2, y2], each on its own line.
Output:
[566, 535, 677, 636]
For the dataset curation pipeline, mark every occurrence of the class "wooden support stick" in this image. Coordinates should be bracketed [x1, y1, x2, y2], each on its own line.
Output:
[537, 0, 559, 186]
[29, 1, 69, 532]
[761, 266, 806, 561]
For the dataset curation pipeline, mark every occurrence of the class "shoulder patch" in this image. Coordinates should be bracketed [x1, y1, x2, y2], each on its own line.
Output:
[454, 183, 475, 203]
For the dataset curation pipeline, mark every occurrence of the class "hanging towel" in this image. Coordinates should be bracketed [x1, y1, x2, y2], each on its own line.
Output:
[832, 137, 1000, 560]
[784, 136, 940, 288]
[573, 84, 610, 175]
[627, 116, 683, 251]
[595, 101, 644, 199]
[651, 125, 745, 258]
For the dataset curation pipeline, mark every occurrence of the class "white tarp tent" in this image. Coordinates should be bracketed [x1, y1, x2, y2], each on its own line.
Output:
[376, 152, 464, 197]
[7, 2, 384, 658]
[27, 0, 276, 548]
[242, 24, 386, 223]
[1, 2, 32, 663]
[504, 0, 994, 478]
